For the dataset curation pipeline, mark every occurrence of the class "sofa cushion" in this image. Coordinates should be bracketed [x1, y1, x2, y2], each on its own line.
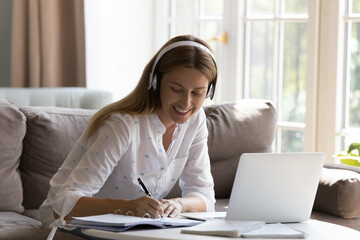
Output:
[19, 107, 96, 209]
[314, 167, 360, 218]
[205, 100, 276, 161]
[0, 100, 26, 213]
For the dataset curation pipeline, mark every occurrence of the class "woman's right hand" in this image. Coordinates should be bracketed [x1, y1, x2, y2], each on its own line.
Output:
[58, 196, 165, 220]
[124, 196, 164, 218]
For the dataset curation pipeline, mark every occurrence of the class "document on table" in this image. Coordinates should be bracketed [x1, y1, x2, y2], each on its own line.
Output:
[180, 219, 266, 238]
[181, 211, 226, 221]
[242, 223, 307, 239]
[64, 214, 202, 232]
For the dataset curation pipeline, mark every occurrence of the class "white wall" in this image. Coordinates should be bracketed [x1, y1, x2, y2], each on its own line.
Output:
[84, 0, 155, 100]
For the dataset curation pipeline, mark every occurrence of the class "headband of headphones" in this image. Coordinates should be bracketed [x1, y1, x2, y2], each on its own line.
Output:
[148, 40, 217, 100]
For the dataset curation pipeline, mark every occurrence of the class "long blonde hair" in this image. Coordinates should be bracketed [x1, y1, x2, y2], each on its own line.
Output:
[86, 35, 217, 138]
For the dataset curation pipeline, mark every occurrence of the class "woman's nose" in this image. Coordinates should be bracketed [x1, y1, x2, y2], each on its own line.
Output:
[180, 92, 192, 107]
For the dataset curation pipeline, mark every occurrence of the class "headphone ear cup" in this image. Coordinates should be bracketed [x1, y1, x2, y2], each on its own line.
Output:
[206, 82, 215, 99]
[151, 74, 157, 91]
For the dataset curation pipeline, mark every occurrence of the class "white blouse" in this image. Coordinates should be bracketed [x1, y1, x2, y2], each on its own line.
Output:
[39, 107, 215, 231]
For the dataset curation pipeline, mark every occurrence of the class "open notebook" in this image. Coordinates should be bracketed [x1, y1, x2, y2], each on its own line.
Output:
[63, 214, 202, 232]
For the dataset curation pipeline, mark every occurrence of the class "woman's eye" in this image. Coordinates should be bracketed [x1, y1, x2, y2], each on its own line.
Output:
[171, 87, 182, 93]
[193, 91, 206, 96]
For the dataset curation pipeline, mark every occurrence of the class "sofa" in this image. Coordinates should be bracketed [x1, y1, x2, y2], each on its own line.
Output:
[0, 90, 359, 240]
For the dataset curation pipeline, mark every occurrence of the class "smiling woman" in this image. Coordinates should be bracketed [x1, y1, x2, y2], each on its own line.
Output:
[39, 35, 218, 240]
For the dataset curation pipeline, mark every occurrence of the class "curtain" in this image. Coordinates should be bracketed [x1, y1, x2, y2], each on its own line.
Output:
[11, 0, 86, 87]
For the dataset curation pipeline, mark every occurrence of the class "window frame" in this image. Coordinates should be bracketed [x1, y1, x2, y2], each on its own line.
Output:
[316, 0, 345, 161]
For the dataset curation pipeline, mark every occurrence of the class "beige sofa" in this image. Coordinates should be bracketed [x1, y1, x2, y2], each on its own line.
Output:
[0, 90, 359, 240]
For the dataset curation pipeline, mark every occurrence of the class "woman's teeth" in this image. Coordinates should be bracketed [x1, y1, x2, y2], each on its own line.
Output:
[175, 107, 189, 113]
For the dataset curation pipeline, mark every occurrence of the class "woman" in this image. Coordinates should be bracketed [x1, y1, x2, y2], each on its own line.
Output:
[40, 35, 217, 237]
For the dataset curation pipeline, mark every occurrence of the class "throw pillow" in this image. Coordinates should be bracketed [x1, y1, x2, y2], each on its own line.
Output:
[19, 107, 96, 209]
[0, 99, 26, 213]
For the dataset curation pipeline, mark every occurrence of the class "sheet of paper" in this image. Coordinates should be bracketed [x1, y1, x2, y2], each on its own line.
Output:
[242, 223, 307, 238]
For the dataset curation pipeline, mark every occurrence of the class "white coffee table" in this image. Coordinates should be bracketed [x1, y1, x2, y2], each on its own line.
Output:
[81, 219, 360, 240]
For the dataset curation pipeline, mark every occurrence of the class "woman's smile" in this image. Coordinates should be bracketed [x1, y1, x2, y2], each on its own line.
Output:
[173, 106, 192, 114]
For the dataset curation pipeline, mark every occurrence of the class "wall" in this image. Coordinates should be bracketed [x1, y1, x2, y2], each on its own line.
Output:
[85, 0, 155, 100]
[0, 0, 12, 86]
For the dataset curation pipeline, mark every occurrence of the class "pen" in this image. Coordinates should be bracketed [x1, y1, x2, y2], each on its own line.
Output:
[137, 177, 152, 197]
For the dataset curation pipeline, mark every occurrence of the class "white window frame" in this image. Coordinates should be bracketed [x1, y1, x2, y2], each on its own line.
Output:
[316, 0, 345, 162]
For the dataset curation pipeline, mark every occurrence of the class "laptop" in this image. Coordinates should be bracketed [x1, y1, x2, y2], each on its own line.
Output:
[226, 152, 325, 223]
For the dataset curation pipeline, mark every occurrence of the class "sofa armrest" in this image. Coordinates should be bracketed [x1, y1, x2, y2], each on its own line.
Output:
[324, 162, 360, 174]
[0, 87, 113, 109]
[313, 165, 360, 219]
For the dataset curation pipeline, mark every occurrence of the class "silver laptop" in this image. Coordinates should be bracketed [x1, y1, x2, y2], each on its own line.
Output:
[226, 152, 325, 223]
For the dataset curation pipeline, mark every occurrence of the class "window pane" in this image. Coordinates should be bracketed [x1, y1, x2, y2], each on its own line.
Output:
[248, 22, 274, 100]
[284, 0, 308, 15]
[175, 22, 198, 36]
[281, 129, 304, 152]
[247, 0, 274, 16]
[282, 23, 307, 123]
[349, 22, 360, 128]
[175, 0, 196, 17]
[203, 0, 223, 16]
[200, 21, 221, 39]
[353, 0, 360, 14]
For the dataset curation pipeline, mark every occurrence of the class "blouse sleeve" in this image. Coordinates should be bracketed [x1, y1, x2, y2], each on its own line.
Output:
[51, 114, 132, 219]
[178, 109, 216, 211]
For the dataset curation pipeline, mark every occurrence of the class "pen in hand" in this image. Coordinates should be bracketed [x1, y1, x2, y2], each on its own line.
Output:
[137, 177, 164, 220]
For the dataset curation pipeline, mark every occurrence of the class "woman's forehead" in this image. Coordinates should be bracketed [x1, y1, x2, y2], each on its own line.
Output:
[162, 68, 210, 88]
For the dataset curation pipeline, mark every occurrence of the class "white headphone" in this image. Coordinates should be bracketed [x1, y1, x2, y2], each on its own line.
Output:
[148, 41, 217, 100]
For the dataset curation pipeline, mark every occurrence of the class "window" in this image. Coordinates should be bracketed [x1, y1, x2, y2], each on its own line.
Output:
[241, 0, 309, 152]
[341, 0, 360, 147]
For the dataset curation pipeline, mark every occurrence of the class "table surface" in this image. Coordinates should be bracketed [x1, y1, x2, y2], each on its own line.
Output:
[82, 219, 360, 240]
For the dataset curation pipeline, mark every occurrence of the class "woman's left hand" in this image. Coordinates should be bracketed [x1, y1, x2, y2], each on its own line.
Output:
[159, 198, 183, 218]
